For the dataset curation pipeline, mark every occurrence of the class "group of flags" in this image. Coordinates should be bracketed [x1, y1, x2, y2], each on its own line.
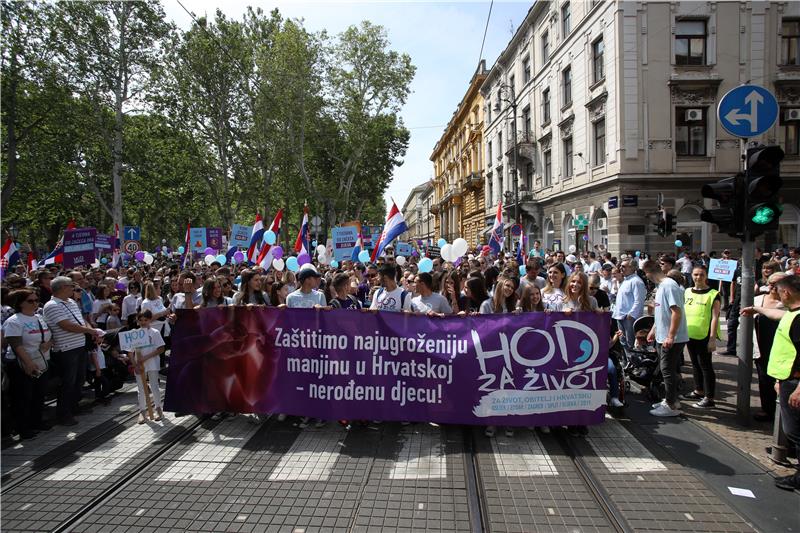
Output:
[6, 199, 412, 277]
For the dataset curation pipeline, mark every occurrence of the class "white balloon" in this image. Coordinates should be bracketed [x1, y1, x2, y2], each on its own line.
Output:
[143, 254, 154, 265]
[318, 253, 329, 265]
[316, 244, 327, 256]
[204, 254, 215, 265]
[568, 245, 576, 253]
[272, 258, 285, 271]
[91, 259, 100, 268]
[440, 243, 454, 262]
[395, 255, 406, 266]
[452, 237, 469, 257]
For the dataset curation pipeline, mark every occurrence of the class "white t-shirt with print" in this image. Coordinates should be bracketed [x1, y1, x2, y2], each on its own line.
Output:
[2, 313, 52, 370]
[370, 287, 412, 312]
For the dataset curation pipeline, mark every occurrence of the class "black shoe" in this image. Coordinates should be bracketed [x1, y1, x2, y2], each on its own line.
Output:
[775, 474, 800, 491]
[716, 350, 736, 356]
[683, 391, 704, 401]
[753, 412, 774, 422]
[567, 426, 580, 437]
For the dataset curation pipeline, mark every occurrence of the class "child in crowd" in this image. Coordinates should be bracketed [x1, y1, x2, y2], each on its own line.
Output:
[126, 310, 166, 424]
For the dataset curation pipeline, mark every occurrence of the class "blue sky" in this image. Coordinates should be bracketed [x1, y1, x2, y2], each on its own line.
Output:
[164, 0, 532, 218]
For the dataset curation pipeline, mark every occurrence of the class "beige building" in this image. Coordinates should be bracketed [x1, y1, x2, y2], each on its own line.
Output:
[400, 180, 435, 244]
[430, 62, 488, 248]
[482, 0, 800, 255]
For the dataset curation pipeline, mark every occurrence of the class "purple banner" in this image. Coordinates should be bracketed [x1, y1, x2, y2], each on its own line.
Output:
[206, 227, 223, 250]
[64, 227, 96, 268]
[95, 233, 113, 252]
[164, 308, 610, 426]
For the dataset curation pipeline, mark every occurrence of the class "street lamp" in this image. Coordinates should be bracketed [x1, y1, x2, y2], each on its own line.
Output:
[8, 222, 19, 241]
[494, 83, 519, 225]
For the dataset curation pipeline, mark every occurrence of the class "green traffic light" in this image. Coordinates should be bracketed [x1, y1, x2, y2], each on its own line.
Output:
[752, 205, 776, 225]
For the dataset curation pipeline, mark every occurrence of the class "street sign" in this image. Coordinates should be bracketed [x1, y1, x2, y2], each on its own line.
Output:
[608, 196, 618, 209]
[510, 224, 522, 237]
[717, 85, 779, 138]
[123, 240, 140, 254]
[123, 226, 140, 242]
[311, 215, 322, 227]
[622, 195, 638, 207]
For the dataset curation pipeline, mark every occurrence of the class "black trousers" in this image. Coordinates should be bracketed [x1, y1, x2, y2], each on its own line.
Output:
[54, 347, 88, 419]
[7, 362, 48, 434]
[686, 338, 716, 398]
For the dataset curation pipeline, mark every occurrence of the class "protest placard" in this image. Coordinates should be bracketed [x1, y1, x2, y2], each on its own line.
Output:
[708, 258, 736, 282]
[230, 224, 251, 248]
[64, 228, 97, 268]
[331, 226, 359, 261]
[119, 328, 152, 352]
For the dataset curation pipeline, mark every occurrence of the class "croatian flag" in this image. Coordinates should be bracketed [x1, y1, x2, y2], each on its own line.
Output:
[0, 239, 19, 277]
[294, 206, 309, 256]
[112, 223, 121, 268]
[488, 202, 504, 255]
[257, 209, 284, 268]
[351, 232, 363, 262]
[44, 219, 76, 265]
[181, 222, 191, 269]
[247, 214, 264, 263]
[371, 201, 407, 262]
[27, 251, 37, 272]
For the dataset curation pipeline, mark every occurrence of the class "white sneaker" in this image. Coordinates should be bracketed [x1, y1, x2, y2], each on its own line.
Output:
[650, 402, 682, 417]
[484, 425, 496, 437]
[610, 398, 624, 408]
[276, 413, 287, 422]
[652, 400, 665, 409]
[538, 426, 551, 434]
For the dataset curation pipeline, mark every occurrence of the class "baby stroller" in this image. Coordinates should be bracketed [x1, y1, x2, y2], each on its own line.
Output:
[622, 316, 663, 402]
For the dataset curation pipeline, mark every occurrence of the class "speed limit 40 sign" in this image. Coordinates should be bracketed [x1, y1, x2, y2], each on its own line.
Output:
[123, 240, 141, 254]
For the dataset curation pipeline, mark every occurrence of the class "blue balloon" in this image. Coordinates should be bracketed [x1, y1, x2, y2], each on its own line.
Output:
[634, 250, 641, 257]
[286, 256, 299, 272]
[330, 259, 339, 268]
[418, 257, 433, 273]
[234, 276, 241, 288]
[215, 254, 227, 265]
[437, 238, 447, 248]
[519, 265, 526, 276]
[312, 240, 318, 248]
[263, 230, 276, 245]
[100, 257, 108, 264]
[674, 240, 683, 248]
[358, 250, 370, 263]
[178, 246, 185, 254]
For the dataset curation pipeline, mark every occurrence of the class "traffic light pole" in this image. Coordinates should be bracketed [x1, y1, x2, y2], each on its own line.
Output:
[735, 139, 754, 423]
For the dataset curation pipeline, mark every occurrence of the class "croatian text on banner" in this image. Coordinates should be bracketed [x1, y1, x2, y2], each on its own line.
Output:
[708, 258, 736, 282]
[165, 308, 610, 426]
[119, 328, 153, 352]
[230, 224, 251, 248]
[331, 226, 359, 261]
[190, 227, 207, 252]
[94, 234, 113, 253]
[64, 228, 97, 268]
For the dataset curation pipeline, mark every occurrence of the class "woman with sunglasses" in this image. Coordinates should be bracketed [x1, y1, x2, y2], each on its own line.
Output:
[751, 272, 787, 421]
[2, 289, 53, 439]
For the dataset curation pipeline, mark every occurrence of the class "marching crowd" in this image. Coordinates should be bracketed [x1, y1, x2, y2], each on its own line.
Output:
[1, 242, 799, 491]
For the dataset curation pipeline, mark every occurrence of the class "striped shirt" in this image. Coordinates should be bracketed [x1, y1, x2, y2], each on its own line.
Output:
[43, 297, 86, 352]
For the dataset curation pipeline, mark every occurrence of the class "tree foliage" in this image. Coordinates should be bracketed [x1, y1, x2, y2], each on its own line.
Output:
[1, 2, 414, 252]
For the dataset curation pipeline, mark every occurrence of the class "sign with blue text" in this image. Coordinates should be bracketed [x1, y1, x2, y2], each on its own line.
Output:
[718, 85, 779, 138]
[331, 226, 359, 261]
[230, 224, 251, 248]
[395, 242, 412, 256]
[189, 227, 207, 252]
[708, 258, 736, 282]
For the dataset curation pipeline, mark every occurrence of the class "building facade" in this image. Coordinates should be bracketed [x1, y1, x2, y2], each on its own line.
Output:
[481, 0, 800, 255]
[430, 62, 488, 248]
[400, 180, 436, 244]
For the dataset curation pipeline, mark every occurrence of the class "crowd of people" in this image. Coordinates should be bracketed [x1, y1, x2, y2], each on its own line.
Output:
[1, 242, 798, 491]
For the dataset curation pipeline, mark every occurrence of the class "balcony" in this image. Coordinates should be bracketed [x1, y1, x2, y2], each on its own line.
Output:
[504, 130, 536, 164]
[463, 171, 483, 192]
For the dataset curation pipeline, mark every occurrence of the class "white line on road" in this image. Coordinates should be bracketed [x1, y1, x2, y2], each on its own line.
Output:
[490, 431, 559, 477]
[268, 428, 344, 481]
[390, 426, 446, 480]
[586, 418, 668, 474]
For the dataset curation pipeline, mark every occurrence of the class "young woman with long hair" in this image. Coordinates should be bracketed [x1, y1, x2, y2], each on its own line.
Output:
[517, 285, 544, 312]
[542, 262, 568, 311]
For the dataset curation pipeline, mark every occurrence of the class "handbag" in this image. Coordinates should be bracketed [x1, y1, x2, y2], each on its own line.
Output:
[17, 316, 49, 376]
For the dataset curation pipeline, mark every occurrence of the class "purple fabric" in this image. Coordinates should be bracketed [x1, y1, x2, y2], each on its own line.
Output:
[164, 308, 610, 426]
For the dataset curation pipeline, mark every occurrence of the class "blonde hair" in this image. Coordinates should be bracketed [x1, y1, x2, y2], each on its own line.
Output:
[564, 272, 592, 311]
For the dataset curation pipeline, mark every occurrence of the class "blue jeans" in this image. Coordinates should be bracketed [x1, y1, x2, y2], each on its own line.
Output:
[617, 317, 635, 350]
[779, 379, 800, 464]
[55, 346, 88, 419]
[608, 358, 619, 398]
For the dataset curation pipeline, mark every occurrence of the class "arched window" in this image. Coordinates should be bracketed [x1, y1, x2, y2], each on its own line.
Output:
[779, 203, 800, 247]
[591, 209, 608, 248]
[676, 204, 703, 251]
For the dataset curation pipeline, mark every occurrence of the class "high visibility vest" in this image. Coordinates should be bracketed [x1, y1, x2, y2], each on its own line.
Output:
[767, 308, 800, 380]
[684, 288, 721, 340]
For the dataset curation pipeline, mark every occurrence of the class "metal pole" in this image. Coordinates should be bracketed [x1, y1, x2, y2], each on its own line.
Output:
[512, 95, 519, 225]
[736, 139, 754, 423]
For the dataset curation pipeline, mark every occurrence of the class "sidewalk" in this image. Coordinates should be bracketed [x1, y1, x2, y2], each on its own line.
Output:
[679, 327, 796, 479]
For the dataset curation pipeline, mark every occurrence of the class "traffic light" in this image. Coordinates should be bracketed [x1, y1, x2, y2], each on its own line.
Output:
[665, 213, 676, 235]
[700, 173, 745, 238]
[745, 145, 783, 238]
[653, 209, 667, 237]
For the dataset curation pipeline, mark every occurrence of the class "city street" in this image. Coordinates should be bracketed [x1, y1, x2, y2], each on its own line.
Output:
[2, 368, 797, 533]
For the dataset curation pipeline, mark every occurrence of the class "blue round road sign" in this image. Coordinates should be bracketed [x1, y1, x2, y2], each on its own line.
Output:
[717, 84, 779, 138]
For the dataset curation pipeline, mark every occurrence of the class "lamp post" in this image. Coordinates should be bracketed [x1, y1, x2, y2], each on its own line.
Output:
[8, 222, 19, 241]
[494, 83, 519, 225]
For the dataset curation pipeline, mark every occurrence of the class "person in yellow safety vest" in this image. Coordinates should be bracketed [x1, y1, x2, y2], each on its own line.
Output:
[683, 266, 721, 409]
[742, 274, 800, 493]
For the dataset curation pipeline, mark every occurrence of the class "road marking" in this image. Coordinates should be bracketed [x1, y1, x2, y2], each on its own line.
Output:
[685, 513, 695, 521]
[586, 419, 668, 474]
[268, 428, 343, 481]
[490, 431, 558, 477]
[156, 417, 259, 482]
[44, 413, 178, 481]
[390, 426, 446, 480]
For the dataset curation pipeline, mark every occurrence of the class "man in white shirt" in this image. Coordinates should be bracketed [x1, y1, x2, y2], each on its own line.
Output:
[370, 264, 412, 312]
[584, 252, 602, 274]
[519, 258, 546, 293]
[286, 266, 327, 308]
[411, 272, 452, 315]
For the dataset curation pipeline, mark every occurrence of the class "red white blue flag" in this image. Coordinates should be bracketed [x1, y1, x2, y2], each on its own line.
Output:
[371, 201, 407, 262]
[257, 209, 284, 268]
[294, 206, 309, 256]
[247, 214, 264, 264]
[488, 202, 504, 255]
[43, 219, 76, 265]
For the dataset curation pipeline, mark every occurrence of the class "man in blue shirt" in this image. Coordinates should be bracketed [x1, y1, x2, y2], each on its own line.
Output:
[612, 260, 645, 349]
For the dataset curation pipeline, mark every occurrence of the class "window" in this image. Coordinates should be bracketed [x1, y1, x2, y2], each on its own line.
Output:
[594, 119, 606, 165]
[542, 88, 551, 124]
[525, 162, 534, 190]
[486, 102, 492, 124]
[562, 66, 572, 107]
[509, 74, 515, 95]
[543, 150, 552, 187]
[523, 56, 531, 83]
[497, 131, 502, 157]
[487, 141, 493, 164]
[781, 109, 800, 155]
[561, 2, 571, 36]
[592, 38, 605, 83]
[675, 20, 707, 66]
[542, 31, 550, 64]
[675, 107, 707, 156]
[487, 172, 493, 204]
[563, 137, 573, 178]
[782, 20, 800, 65]
[522, 107, 531, 140]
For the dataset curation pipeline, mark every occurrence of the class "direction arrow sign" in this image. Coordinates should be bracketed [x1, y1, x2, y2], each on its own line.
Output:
[717, 85, 778, 138]
[123, 226, 141, 242]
